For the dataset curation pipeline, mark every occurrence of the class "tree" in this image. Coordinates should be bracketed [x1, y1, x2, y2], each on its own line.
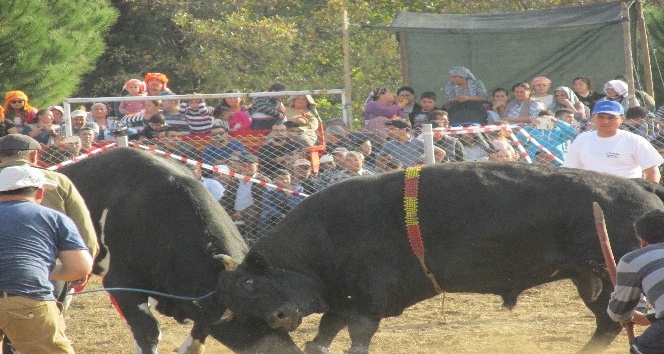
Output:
[0, 0, 117, 108]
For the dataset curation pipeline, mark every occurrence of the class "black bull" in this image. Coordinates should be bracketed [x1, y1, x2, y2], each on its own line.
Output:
[60, 148, 294, 354]
[215, 162, 664, 354]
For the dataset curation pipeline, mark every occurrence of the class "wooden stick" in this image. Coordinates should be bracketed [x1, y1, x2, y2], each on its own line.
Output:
[592, 202, 636, 341]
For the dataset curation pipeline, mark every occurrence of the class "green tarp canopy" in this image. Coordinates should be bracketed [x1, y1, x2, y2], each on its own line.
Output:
[387, 1, 640, 100]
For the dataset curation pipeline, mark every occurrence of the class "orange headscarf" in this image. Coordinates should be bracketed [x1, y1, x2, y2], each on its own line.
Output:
[144, 73, 169, 87]
[0, 106, 4, 119]
[4, 90, 35, 115]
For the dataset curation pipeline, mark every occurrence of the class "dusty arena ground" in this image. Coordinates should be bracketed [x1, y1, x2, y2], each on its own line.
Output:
[67, 277, 637, 353]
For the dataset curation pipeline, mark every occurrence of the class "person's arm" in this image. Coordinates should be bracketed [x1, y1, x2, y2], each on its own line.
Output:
[62, 181, 100, 258]
[51, 250, 93, 281]
[433, 146, 446, 163]
[643, 165, 661, 183]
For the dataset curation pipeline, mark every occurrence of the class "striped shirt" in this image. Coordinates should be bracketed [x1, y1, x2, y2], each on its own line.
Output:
[607, 243, 664, 322]
[179, 103, 214, 135]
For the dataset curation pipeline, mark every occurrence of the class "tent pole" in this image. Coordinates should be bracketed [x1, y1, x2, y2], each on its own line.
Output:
[621, 1, 638, 108]
[342, 9, 353, 131]
[635, 0, 654, 97]
[398, 32, 410, 86]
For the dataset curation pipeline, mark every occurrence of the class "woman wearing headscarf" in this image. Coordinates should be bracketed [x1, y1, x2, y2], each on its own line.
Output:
[4, 91, 39, 129]
[504, 82, 547, 124]
[597, 79, 638, 111]
[549, 86, 587, 123]
[443, 66, 487, 106]
[362, 87, 403, 122]
[530, 77, 554, 107]
[143, 72, 173, 97]
[284, 94, 320, 146]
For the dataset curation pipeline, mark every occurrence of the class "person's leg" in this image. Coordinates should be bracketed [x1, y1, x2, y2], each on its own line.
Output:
[630, 319, 664, 354]
[3, 297, 73, 354]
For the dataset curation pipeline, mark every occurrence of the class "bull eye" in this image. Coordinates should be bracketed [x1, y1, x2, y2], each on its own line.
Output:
[243, 279, 255, 292]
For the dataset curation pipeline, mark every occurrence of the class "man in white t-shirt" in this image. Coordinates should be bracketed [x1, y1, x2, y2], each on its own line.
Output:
[563, 100, 664, 183]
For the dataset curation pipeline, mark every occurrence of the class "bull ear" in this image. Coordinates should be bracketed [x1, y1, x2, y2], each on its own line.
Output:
[245, 251, 270, 275]
[214, 254, 237, 270]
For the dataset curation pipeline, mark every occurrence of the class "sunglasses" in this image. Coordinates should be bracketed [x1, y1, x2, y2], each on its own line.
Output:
[10, 99, 24, 104]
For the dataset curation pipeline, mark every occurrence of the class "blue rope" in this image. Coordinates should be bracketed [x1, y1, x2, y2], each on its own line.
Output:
[70, 287, 216, 302]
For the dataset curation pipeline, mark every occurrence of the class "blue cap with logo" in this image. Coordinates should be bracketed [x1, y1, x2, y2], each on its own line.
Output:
[592, 100, 624, 115]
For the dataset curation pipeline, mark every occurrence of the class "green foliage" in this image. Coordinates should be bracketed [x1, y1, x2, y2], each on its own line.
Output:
[0, 0, 117, 108]
[645, 6, 664, 105]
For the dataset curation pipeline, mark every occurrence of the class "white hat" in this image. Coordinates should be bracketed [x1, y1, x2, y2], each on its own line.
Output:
[215, 165, 230, 174]
[293, 158, 312, 167]
[320, 154, 334, 164]
[71, 110, 87, 119]
[0, 165, 57, 192]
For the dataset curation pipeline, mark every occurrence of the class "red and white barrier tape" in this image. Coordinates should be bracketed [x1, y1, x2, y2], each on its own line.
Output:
[47, 143, 118, 171]
[129, 142, 309, 197]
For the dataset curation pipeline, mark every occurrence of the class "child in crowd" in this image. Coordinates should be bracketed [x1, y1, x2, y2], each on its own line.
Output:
[118, 79, 147, 116]
[179, 97, 214, 135]
[214, 105, 251, 133]
[140, 113, 169, 141]
[410, 91, 438, 129]
[249, 83, 286, 130]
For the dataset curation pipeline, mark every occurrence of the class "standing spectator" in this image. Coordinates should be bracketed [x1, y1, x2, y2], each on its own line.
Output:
[504, 82, 547, 124]
[530, 77, 554, 107]
[4, 91, 38, 129]
[563, 101, 663, 183]
[396, 86, 421, 122]
[376, 120, 445, 168]
[89, 103, 111, 141]
[490, 88, 509, 120]
[190, 164, 225, 202]
[161, 127, 198, 160]
[201, 125, 246, 165]
[0, 107, 18, 137]
[179, 97, 214, 135]
[0, 165, 93, 354]
[572, 76, 605, 113]
[249, 83, 287, 130]
[313, 154, 337, 191]
[409, 91, 438, 130]
[118, 79, 147, 116]
[160, 95, 189, 134]
[428, 112, 466, 162]
[24, 109, 59, 145]
[257, 123, 303, 177]
[522, 110, 576, 165]
[607, 209, 664, 354]
[78, 127, 97, 154]
[69, 109, 99, 136]
[259, 169, 304, 236]
[621, 106, 650, 138]
[363, 87, 403, 122]
[291, 158, 317, 195]
[443, 66, 487, 107]
[144, 72, 173, 97]
[220, 89, 252, 134]
[283, 95, 319, 146]
[121, 99, 162, 135]
[549, 86, 587, 123]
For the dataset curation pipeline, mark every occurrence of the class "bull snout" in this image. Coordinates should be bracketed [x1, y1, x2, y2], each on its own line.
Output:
[267, 305, 302, 332]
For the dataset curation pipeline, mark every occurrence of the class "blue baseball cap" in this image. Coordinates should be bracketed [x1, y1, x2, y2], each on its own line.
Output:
[592, 100, 624, 115]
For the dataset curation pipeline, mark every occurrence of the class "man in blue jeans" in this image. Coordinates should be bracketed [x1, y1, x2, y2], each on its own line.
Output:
[608, 209, 664, 354]
[0, 165, 92, 353]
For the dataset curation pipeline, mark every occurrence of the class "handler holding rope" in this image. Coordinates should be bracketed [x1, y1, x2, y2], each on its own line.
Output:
[608, 209, 664, 353]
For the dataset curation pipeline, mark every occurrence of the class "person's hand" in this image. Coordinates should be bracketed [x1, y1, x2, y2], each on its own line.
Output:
[69, 276, 90, 288]
[630, 311, 650, 326]
[278, 103, 286, 112]
[561, 98, 574, 108]
[233, 211, 243, 220]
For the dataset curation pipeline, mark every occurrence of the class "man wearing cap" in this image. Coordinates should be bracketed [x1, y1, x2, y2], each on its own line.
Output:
[563, 100, 664, 183]
[313, 154, 337, 191]
[291, 158, 316, 195]
[377, 120, 445, 169]
[0, 165, 93, 353]
[328, 151, 374, 187]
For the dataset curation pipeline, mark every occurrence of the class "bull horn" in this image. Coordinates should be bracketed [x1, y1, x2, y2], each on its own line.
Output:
[220, 309, 234, 322]
[213, 254, 237, 270]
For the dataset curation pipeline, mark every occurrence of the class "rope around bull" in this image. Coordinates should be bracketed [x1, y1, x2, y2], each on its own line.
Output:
[71, 287, 216, 302]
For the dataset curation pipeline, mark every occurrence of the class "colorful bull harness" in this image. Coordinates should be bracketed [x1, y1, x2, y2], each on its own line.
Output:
[403, 166, 443, 294]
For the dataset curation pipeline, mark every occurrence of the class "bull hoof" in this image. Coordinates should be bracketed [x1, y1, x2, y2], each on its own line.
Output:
[346, 346, 369, 354]
[303, 341, 330, 354]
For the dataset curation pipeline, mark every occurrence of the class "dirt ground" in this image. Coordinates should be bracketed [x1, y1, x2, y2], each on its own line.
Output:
[65, 277, 639, 354]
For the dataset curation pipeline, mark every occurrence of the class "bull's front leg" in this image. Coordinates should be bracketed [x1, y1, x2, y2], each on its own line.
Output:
[104, 275, 160, 354]
[346, 315, 381, 354]
[573, 276, 622, 353]
[304, 311, 348, 354]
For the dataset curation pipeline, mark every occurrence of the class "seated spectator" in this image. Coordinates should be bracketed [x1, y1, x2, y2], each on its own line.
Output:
[622, 106, 650, 138]
[615, 75, 656, 111]
[488, 146, 518, 162]
[489, 88, 509, 120]
[381, 159, 404, 172]
[324, 125, 354, 151]
[179, 97, 214, 135]
[376, 120, 445, 169]
[78, 127, 97, 154]
[363, 87, 403, 123]
[49, 106, 65, 125]
[220, 89, 252, 134]
[68, 109, 99, 136]
[212, 105, 232, 131]
[328, 151, 374, 186]
[521, 110, 576, 166]
[220, 153, 268, 244]
[459, 132, 493, 162]
[555, 108, 583, 133]
[291, 158, 317, 195]
[396, 86, 421, 121]
[330, 147, 348, 171]
[597, 79, 635, 112]
[284, 120, 311, 147]
[572, 76, 605, 113]
[160, 94, 189, 134]
[42, 136, 82, 165]
[428, 112, 466, 162]
[0, 106, 18, 137]
[504, 82, 547, 124]
[530, 77, 553, 107]
[89, 103, 112, 141]
[258, 122, 304, 177]
[259, 169, 304, 236]
[313, 154, 337, 191]
[24, 109, 59, 145]
[161, 127, 199, 160]
[201, 124, 247, 165]
[549, 86, 587, 123]
[4, 90, 38, 128]
[409, 91, 438, 130]
[283, 95, 320, 146]
[350, 134, 378, 172]
[655, 104, 664, 122]
[249, 82, 287, 130]
[190, 164, 225, 202]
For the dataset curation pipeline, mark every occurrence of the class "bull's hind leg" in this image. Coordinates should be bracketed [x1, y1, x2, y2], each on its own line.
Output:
[104, 274, 161, 354]
[572, 276, 622, 353]
[346, 315, 381, 354]
[304, 311, 349, 354]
